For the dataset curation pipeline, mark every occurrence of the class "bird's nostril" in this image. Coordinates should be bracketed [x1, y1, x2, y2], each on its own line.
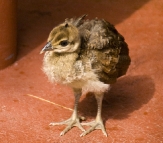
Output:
[40, 42, 53, 54]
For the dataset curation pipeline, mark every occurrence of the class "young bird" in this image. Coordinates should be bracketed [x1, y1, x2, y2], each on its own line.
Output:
[40, 15, 130, 137]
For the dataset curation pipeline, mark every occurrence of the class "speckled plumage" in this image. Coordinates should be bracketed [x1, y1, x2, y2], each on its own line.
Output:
[40, 15, 130, 137]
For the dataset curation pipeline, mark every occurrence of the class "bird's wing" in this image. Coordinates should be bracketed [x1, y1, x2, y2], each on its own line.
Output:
[78, 19, 131, 83]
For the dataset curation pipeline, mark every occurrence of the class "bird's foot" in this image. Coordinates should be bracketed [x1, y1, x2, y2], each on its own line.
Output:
[80, 119, 108, 137]
[49, 116, 85, 136]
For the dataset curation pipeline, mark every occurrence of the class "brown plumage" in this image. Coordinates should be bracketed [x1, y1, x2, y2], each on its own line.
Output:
[40, 15, 130, 137]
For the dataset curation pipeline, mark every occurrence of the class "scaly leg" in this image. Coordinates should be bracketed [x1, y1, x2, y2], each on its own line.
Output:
[80, 93, 107, 137]
[49, 89, 85, 136]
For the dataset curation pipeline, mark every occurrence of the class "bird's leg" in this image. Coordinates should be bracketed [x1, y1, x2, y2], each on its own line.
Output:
[49, 88, 85, 136]
[80, 93, 108, 137]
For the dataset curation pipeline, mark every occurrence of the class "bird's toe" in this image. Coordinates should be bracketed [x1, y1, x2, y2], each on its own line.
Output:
[80, 120, 108, 137]
[49, 116, 85, 136]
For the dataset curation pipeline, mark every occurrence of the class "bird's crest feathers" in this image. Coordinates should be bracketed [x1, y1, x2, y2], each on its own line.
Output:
[65, 23, 69, 28]
[65, 14, 87, 27]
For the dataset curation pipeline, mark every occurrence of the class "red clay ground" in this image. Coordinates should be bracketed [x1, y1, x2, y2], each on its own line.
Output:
[0, 0, 163, 142]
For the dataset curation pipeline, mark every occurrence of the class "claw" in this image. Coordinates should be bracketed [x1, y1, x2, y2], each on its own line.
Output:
[80, 120, 108, 137]
[60, 125, 73, 136]
[50, 116, 85, 136]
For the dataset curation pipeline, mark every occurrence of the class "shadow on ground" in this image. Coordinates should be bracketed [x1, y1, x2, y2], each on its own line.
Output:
[79, 75, 155, 121]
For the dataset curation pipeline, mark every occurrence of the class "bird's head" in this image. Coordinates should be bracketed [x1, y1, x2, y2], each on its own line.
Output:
[40, 23, 81, 54]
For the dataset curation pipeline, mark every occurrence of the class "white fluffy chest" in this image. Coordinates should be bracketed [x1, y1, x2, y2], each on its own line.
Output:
[43, 52, 96, 85]
[42, 52, 109, 93]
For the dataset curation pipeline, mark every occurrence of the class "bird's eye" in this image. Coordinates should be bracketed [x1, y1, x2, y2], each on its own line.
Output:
[59, 40, 69, 47]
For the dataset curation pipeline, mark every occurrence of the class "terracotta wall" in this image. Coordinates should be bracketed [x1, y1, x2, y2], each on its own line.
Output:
[0, 0, 17, 69]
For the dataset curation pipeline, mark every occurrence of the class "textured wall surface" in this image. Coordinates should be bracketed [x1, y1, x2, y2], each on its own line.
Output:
[0, 0, 17, 69]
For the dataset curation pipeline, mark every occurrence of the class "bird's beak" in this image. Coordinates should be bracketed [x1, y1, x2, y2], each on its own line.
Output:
[40, 42, 53, 54]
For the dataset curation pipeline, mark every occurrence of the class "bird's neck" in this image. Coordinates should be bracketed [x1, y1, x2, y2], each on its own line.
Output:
[43, 51, 79, 83]
[52, 52, 78, 64]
